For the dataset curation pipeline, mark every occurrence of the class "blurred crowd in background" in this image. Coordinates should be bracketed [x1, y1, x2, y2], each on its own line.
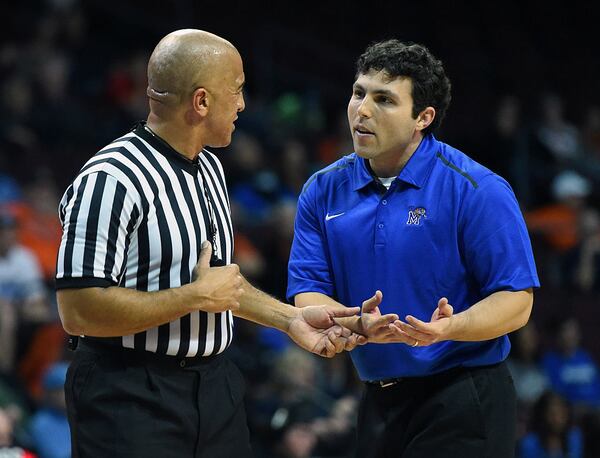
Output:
[1, 0, 600, 457]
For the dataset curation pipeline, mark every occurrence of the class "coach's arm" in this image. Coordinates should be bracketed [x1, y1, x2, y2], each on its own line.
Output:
[393, 289, 534, 346]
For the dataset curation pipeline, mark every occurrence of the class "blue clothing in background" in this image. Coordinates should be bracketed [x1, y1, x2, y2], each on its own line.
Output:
[29, 408, 71, 458]
[542, 349, 600, 406]
[519, 428, 583, 458]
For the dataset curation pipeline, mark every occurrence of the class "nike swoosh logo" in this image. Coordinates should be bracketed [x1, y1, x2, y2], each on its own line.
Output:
[325, 212, 345, 221]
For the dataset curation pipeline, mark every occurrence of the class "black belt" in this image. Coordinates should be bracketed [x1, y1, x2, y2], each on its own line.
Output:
[75, 336, 222, 369]
[365, 377, 406, 388]
[364, 363, 503, 389]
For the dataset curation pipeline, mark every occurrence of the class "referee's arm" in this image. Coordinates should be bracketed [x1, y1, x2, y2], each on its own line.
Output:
[57, 242, 243, 337]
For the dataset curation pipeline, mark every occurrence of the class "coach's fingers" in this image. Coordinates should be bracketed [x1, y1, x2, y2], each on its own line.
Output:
[372, 313, 400, 328]
[362, 290, 383, 313]
[437, 297, 454, 317]
[393, 320, 434, 341]
[386, 323, 418, 344]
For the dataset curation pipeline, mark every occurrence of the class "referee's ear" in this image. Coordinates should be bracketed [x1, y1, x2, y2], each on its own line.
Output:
[192, 87, 209, 117]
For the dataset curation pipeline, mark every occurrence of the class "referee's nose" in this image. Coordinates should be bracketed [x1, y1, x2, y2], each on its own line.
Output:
[237, 92, 245, 112]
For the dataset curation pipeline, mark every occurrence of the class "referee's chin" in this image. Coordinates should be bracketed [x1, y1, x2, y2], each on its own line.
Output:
[206, 133, 234, 149]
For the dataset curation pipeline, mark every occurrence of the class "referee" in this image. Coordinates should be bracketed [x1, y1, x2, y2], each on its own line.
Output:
[55, 29, 361, 457]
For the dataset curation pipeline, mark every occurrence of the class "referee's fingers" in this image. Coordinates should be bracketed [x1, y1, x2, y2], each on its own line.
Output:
[326, 305, 361, 317]
[197, 241, 212, 268]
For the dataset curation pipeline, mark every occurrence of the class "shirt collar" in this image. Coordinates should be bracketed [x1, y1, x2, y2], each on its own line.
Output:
[133, 121, 200, 175]
[352, 134, 439, 191]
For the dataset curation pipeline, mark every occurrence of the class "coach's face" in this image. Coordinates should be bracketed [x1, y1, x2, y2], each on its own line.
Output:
[348, 70, 423, 165]
[204, 50, 246, 148]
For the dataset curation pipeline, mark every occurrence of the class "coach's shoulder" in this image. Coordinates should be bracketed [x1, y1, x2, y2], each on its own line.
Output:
[435, 142, 497, 190]
[301, 154, 356, 195]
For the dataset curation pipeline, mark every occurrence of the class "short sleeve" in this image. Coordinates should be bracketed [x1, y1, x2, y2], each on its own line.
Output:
[287, 183, 334, 302]
[461, 175, 540, 296]
[55, 172, 140, 289]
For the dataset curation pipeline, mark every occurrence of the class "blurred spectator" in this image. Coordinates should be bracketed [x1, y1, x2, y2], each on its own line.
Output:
[526, 171, 598, 287]
[248, 348, 336, 456]
[0, 407, 36, 457]
[232, 232, 267, 283]
[0, 211, 46, 306]
[508, 323, 550, 405]
[580, 410, 600, 458]
[278, 140, 310, 196]
[6, 173, 62, 282]
[485, 96, 525, 186]
[574, 210, 600, 292]
[542, 318, 600, 410]
[582, 106, 600, 161]
[316, 111, 354, 166]
[528, 94, 584, 207]
[0, 169, 22, 206]
[0, 298, 18, 374]
[18, 324, 67, 402]
[28, 362, 70, 458]
[228, 132, 287, 226]
[0, 211, 50, 372]
[535, 94, 582, 163]
[518, 391, 583, 458]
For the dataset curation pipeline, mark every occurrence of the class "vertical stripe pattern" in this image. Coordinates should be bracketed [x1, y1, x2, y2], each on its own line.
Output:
[56, 127, 234, 356]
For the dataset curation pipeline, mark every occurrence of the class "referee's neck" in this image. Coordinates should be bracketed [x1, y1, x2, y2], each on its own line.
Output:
[147, 115, 204, 161]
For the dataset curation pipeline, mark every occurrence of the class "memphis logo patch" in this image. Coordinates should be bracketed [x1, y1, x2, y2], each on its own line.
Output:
[406, 207, 427, 225]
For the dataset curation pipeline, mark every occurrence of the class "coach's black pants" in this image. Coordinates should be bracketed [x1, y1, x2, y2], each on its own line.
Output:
[356, 362, 516, 458]
[65, 339, 252, 457]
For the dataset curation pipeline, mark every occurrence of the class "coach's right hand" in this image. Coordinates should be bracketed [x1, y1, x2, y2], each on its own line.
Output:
[190, 241, 244, 313]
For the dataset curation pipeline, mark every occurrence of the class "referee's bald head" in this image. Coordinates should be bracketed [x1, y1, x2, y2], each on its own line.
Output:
[147, 29, 238, 107]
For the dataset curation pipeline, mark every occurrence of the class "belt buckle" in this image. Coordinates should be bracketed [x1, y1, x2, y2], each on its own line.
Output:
[378, 379, 398, 388]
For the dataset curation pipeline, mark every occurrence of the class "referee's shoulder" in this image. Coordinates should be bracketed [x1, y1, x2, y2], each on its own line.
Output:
[301, 153, 356, 195]
[74, 132, 143, 187]
[80, 131, 135, 166]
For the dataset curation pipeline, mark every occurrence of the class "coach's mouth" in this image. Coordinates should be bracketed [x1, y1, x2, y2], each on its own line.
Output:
[353, 125, 375, 138]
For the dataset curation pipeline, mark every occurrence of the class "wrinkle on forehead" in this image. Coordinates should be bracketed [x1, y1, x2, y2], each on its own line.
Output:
[147, 29, 238, 106]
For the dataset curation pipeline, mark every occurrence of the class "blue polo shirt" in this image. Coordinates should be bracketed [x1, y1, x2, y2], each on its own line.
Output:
[287, 134, 540, 381]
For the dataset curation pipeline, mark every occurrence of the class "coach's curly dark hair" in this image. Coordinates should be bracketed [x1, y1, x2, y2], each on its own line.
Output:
[356, 40, 451, 136]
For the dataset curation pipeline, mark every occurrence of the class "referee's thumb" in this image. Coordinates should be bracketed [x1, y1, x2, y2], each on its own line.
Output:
[198, 241, 213, 268]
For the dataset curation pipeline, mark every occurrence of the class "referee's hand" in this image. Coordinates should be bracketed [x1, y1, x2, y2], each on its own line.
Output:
[190, 242, 244, 313]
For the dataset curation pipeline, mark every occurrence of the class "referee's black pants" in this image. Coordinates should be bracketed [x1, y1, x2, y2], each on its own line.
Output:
[356, 362, 516, 458]
[65, 339, 252, 458]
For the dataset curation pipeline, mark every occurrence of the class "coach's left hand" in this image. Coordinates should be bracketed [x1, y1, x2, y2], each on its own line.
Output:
[391, 297, 455, 347]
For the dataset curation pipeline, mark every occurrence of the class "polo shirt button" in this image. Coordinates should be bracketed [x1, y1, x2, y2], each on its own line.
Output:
[382, 200, 387, 205]
[378, 223, 384, 229]
[180, 360, 186, 368]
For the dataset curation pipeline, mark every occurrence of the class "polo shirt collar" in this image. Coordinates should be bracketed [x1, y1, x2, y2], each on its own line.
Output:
[133, 121, 200, 175]
[352, 134, 439, 191]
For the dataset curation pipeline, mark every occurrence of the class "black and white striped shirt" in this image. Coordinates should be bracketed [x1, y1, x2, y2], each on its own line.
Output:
[56, 123, 234, 357]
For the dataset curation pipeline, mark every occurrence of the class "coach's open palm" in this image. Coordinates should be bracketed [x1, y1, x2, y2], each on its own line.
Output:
[358, 290, 404, 343]
[393, 297, 455, 346]
[191, 242, 244, 313]
[288, 305, 361, 358]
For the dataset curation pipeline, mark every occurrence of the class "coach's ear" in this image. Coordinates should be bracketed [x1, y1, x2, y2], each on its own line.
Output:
[416, 106, 436, 132]
[192, 87, 210, 118]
